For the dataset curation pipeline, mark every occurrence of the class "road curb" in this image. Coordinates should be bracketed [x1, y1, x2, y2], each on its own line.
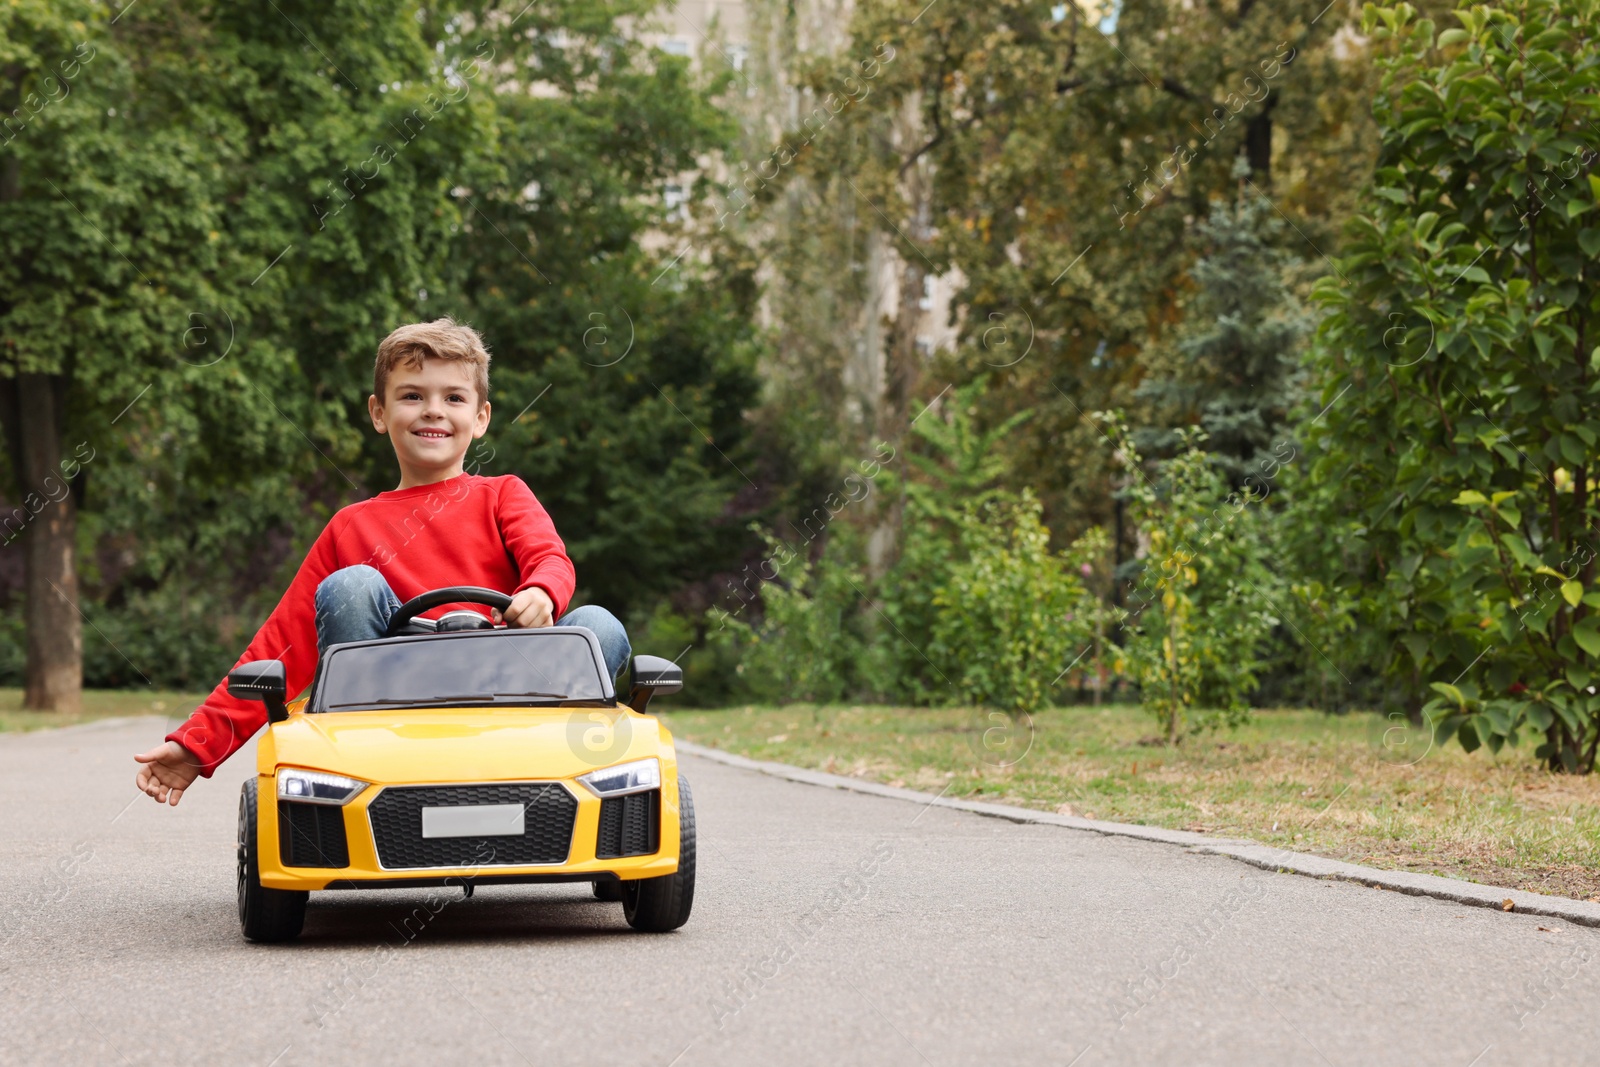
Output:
[1190, 842, 1600, 927]
[676, 739, 1600, 930]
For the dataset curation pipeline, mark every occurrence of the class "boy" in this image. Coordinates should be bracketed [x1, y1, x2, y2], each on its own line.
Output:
[134, 318, 628, 806]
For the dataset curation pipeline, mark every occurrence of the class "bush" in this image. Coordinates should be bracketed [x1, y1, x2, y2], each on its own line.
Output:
[1306, 2, 1600, 769]
[929, 493, 1102, 718]
[625, 599, 753, 709]
[717, 530, 869, 705]
[865, 379, 1039, 704]
[1105, 416, 1283, 742]
[0, 580, 240, 691]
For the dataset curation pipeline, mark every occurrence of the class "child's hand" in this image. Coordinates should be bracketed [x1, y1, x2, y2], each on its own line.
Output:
[495, 587, 554, 629]
[133, 741, 203, 806]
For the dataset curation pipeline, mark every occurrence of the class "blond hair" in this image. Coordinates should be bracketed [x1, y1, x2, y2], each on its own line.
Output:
[373, 317, 491, 405]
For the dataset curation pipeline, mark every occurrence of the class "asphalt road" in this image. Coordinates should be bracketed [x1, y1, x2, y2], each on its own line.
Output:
[2, 717, 1596, 1066]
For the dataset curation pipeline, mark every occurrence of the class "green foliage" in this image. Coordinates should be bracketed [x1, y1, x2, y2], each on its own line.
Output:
[721, 491, 1106, 716]
[716, 375, 1113, 716]
[868, 381, 1031, 704]
[624, 599, 750, 709]
[1304, 1, 1600, 770]
[862, 484, 958, 705]
[79, 582, 235, 690]
[1105, 415, 1283, 742]
[451, 5, 767, 618]
[904, 381, 1033, 517]
[769, 0, 1386, 547]
[723, 531, 868, 705]
[0, 1, 774, 688]
[1, 0, 500, 693]
[723, 380, 1108, 715]
[1136, 156, 1314, 485]
[929, 493, 1102, 718]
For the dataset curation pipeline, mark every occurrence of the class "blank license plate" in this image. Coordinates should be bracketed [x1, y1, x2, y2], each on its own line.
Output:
[421, 803, 526, 839]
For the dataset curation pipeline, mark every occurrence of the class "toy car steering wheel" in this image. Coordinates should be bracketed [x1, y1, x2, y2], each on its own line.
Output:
[384, 586, 515, 638]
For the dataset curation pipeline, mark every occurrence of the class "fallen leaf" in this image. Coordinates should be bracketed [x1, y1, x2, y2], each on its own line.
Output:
[1538, 926, 1554, 932]
[1502, 899, 1515, 912]
[1056, 802, 1076, 817]
[766, 733, 788, 743]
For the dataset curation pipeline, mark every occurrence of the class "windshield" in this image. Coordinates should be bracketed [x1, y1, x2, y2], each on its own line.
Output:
[314, 630, 612, 712]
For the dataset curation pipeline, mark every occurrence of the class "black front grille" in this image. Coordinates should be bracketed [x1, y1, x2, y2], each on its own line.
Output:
[368, 783, 577, 869]
[279, 801, 350, 868]
[596, 790, 659, 858]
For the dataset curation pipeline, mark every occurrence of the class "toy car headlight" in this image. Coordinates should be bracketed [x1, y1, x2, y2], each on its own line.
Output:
[277, 768, 367, 805]
[578, 757, 660, 797]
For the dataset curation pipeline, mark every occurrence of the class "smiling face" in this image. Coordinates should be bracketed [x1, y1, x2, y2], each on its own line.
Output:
[368, 358, 492, 490]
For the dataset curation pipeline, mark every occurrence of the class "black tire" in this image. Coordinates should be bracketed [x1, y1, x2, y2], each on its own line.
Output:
[623, 776, 695, 932]
[238, 779, 308, 943]
[592, 879, 624, 902]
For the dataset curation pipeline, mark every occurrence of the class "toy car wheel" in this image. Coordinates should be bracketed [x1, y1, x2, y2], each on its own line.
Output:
[238, 778, 308, 943]
[592, 880, 624, 902]
[623, 776, 695, 932]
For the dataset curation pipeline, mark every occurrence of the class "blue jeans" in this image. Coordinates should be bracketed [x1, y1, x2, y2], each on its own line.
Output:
[314, 565, 631, 681]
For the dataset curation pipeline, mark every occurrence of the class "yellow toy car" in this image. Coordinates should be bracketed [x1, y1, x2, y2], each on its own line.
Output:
[229, 585, 694, 942]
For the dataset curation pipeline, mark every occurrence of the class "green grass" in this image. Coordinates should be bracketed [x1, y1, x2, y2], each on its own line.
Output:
[661, 702, 1600, 900]
[0, 688, 205, 734]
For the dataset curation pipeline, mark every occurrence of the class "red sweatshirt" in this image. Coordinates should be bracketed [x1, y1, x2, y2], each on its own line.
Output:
[166, 473, 576, 776]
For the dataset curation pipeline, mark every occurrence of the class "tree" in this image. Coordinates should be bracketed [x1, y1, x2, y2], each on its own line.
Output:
[1135, 156, 1314, 487]
[1303, 1, 1600, 769]
[729, 0, 1397, 602]
[1, 1, 771, 703]
[1104, 415, 1282, 743]
[2, 1, 501, 708]
[832, 0, 1383, 542]
[438, 4, 769, 621]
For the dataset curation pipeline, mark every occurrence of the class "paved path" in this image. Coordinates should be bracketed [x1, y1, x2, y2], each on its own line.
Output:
[1, 717, 1595, 1066]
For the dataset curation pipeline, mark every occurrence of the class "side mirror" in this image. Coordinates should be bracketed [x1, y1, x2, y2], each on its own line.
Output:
[228, 660, 289, 724]
[627, 654, 683, 713]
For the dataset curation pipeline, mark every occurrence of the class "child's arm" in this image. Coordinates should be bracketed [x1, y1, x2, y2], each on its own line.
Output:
[493, 476, 575, 626]
[133, 520, 342, 805]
